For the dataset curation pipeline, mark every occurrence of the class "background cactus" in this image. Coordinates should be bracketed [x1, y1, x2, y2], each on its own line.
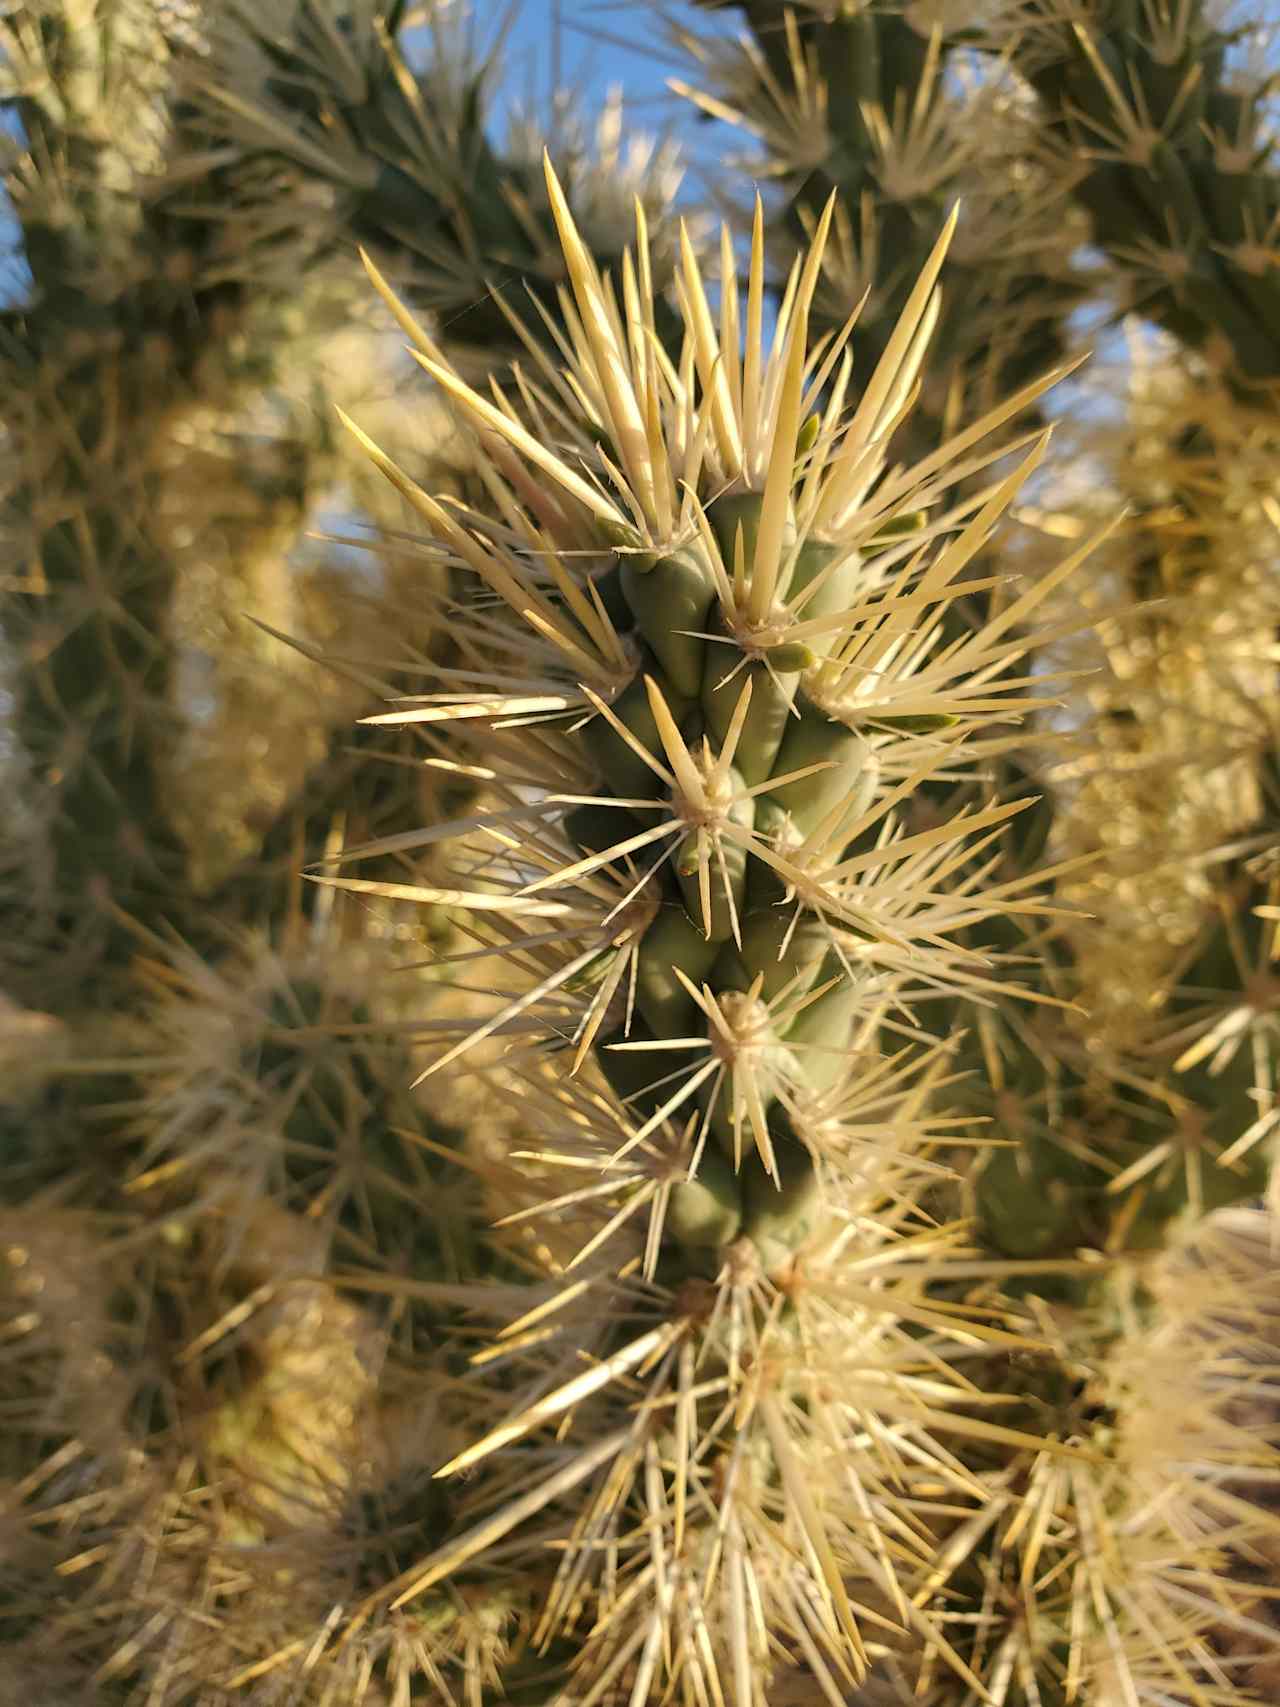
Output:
[4, 0, 1280, 1701]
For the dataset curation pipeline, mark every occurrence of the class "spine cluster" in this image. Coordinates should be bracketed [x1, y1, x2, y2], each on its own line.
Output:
[8, 6, 1280, 1704]
[325, 159, 1130, 1702]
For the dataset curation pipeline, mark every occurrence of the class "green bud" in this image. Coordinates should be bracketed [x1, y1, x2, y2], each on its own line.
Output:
[873, 712, 958, 735]
[762, 641, 815, 673]
[561, 945, 619, 1000]
[595, 521, 658, 571]
[868, 509, 928, 542]
[794, 414, 820, 460]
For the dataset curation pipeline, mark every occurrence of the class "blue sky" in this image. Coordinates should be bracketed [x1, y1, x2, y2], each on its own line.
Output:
[0, 3, 737, 307]
[488, 1, 735, 190]
[494, 2, 706, 110]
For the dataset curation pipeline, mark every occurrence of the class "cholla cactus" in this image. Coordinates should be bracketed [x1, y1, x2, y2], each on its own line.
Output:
[296, 160, 1217, 1704]
[338, 163, 1100, 1236]
[8, 2, 1280, 1703]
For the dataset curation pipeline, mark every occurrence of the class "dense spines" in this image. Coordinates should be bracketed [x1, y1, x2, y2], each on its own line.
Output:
[0, 925, 537, 1703]
[340, 179, 1084, 1217]
[6, 6, 1280, 1703]
[306, 158, 1158, 1702]
[307, 127, 1280, 1696]
[924, 1208, 1280, 1707]
[997, 0, 1280, 386]
[674, 0, 1088, 423]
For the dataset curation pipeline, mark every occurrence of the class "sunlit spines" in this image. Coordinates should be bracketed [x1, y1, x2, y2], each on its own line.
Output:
[316, 139, 1144, 1707]
[348, 1157, 1078, 1704]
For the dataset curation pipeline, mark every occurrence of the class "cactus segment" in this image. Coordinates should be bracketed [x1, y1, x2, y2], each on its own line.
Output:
[579, 662, 689, 799]
[706, 489, 796, 585]
[699, 989, 789, 1160]
[735, 905, 831, 1003]
[621, 549, 718, 699]
[708, 940, 752, 995]
[766, 699, 877, 839]
[635, 903, 721, 1034]
[785, 539, 861, 623]
[740, 1133, 819, 1267]
[667, 1146, 743, 1249]
[700, 642, 800, 785]
[780, 965, 866, 1100]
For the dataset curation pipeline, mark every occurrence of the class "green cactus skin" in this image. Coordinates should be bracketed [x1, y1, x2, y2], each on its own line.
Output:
[701, 642, 800, 787]
[668, 1146, 744, 1249]
[622, 551, 720, 700]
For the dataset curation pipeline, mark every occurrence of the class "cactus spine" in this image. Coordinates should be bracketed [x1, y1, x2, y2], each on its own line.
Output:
[314, 161, 1152, 1702]
[7, 4, 1280, 1703]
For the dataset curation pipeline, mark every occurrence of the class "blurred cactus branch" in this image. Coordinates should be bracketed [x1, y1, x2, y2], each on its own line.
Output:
[205, 718, 441, 929]
[0, 349, 192, 1003]
[694, 0, 1280, 389]
[0, 1, 355, 1005]
[0, 0, 211, 1005]
[682, 0, 1088, 418]
[1006, 0, 1280, 386]
[183, 0, 680, 359]
[0, 0, 684, 1008]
